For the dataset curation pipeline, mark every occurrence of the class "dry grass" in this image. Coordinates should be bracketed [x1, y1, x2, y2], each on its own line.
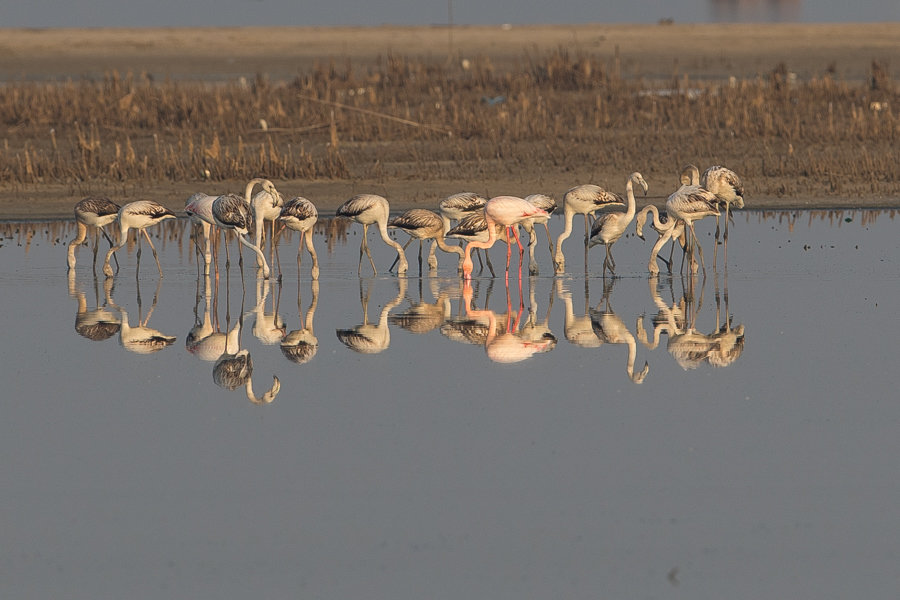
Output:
[1, 49, 898, 200]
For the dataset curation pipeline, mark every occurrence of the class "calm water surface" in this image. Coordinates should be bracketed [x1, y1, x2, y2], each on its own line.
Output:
[2, 208, 900, 599]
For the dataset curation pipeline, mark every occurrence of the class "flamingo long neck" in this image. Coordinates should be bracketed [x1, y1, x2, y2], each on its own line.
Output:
[554, 207, 577, 262]
[376, 218, 408, 269]
[463, 216, 498, 277]
[624, 179, 637, 221]
[67, 222, 88, 267]
[435, 236, 464, 258]
[243, 178, 265, 205]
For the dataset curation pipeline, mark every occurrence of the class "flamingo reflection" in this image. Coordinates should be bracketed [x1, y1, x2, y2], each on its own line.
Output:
[281, 279, 319, 365]
[336, 277, 407, 354]
[459, 280, 555, 363]
[389, 278, 456, 336]
[109, 278, 176, 354]
[69, 271, 121, 342]
[589, 278, 649, 383]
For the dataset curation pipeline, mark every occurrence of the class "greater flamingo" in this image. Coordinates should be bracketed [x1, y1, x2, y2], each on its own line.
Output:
[184, 192, 218, 275]
[461, 195, 549, 281]
[665, 173, 719, 274]
[439, 191, 490, 271]
[212, 192, 271, 279]
[553, 183, 625, 274]
[700, 165, 745, 266]
[102, 200, 176, 278]
[277, 196, 319, 279]
[67, 197, 121, 272]
[588, 172, 649, 275]
[388, 208, 464, 274]
[445, 212, 509, 277]
[635, 204, 686, 274]
[250, 184, 285, 268]
[336, 194, 408, 276]
[520, 193, 557, 276]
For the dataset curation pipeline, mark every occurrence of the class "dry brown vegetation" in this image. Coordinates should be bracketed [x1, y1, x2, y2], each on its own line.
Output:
[1, 47, 899, 213]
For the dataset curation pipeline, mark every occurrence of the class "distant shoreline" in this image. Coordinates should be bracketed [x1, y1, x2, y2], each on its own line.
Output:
[2, 23, 899, 83]
[2, 23, 899, 217]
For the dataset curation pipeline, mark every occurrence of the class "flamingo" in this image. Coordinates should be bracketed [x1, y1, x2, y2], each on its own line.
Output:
[439, 191, 490, 272]
[553, 183, 625, 274]
[250, 184, 285, 268]
[102, 200, 177, 278]
[461, 195, 549, 281]
[665, 173, 719, 274]
[336, 194, 408, 276]
[67, 197, 121, 273]
[184, 192, 219, 275]
[445, 212, 509, 278]
[438, 191, 488, 231]
[520, 193, 557, 276]
[387, 208, 464, 274]
[588, 171, 649, 275]
[277, 196, 319, 280]
[635, 204, 686, 274]
[700, 165, 745, 266]
[212, 192, 271, 279]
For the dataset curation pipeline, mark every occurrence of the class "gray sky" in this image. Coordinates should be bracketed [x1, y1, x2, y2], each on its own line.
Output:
[1, 0, 898, 28]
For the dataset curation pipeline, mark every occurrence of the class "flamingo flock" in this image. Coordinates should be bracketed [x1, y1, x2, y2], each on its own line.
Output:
[68, 164, 743, 280]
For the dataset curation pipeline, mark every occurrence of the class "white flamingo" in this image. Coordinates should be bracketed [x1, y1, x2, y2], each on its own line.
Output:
[336, 194, 408, 276]
[588, 172, 649, 275]
[635, 204, 686, 274]
[388, 208, 464, 274]
[277, 196, 319, 280]
[665, 173, 719, 274]
[184, 192, 218, 275]
[102, 200, 177, 278]
[439, 191, 490, 272]
[67, 197, 121, 273]
[700, 165, 745, 266]
[212, 191, 271, 279]
[250, 184, 285, 269]
[553, 183, 626, 274]
[521, 193, 557, 276]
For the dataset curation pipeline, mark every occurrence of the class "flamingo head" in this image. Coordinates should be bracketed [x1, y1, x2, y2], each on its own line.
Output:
[631, 172, 649, 196]
[635, 211, 647, 240]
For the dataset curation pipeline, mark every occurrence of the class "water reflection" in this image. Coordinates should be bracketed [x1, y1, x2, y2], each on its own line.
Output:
[336, 277, 407, 354]
[245, 279, 287, 345]
[589, 279, 649, 384]
[280, 279, 319, 365]
[638, 274, 746, 372]
[69, 272, 121, 342]
[389, 277, 456, 336]
[457, 281, 555, 364]
[105, 278, 177, 354]
[212, 317, 282, 404]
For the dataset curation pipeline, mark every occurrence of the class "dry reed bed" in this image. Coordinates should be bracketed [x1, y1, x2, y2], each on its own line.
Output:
[1, 50, 898, 198]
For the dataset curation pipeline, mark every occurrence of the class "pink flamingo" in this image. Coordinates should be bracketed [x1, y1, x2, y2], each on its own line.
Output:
[461, 196, 549, 281]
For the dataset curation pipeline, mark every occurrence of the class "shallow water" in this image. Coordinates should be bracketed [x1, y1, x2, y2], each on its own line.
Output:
[2, 208, 900, 599]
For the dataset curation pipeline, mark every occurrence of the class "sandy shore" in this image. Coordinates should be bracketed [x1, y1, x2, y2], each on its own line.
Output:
[2, 23, 899, 218]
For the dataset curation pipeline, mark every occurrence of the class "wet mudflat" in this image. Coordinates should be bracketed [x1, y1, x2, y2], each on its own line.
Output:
[2, 208, 899, 599]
